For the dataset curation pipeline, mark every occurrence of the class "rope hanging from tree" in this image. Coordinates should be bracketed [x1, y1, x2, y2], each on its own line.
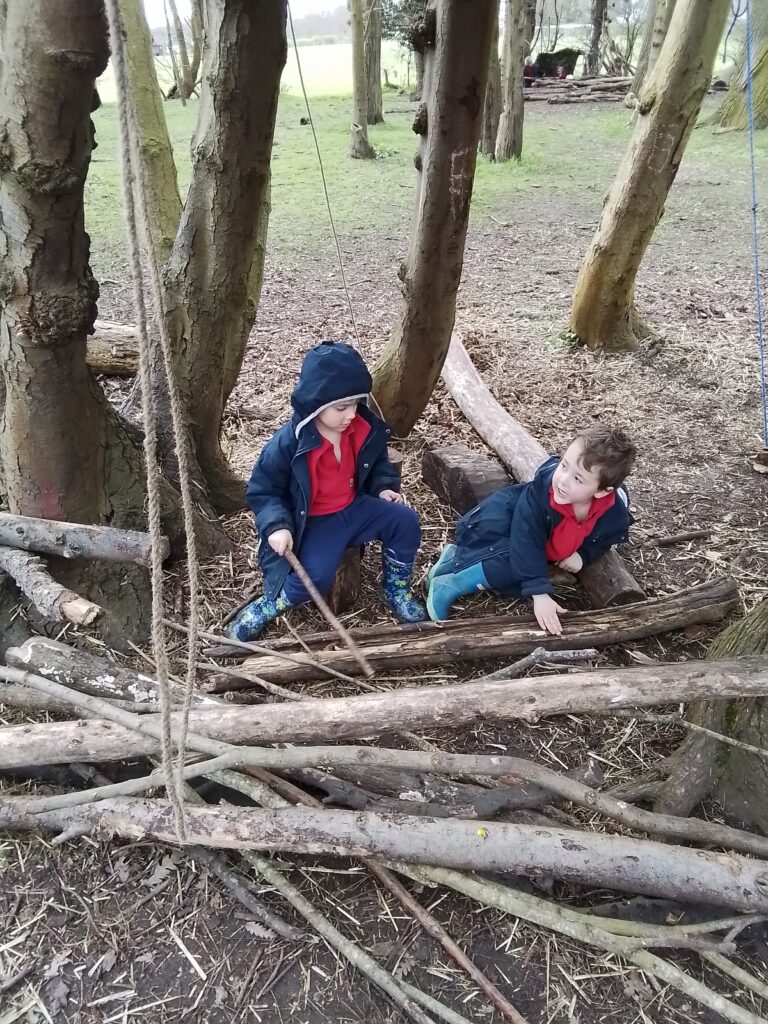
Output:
[744, 0, 768, 448]
[104, 0, 203, 841]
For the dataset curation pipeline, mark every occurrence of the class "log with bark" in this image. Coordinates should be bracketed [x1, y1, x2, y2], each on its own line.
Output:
[2, 651, 765, 770]
[4, 798, 768, 912]
[441, 334, 644, 607]
[0, 548, 102, 625]
[86, 321, 139, 375]
[0, 512, 167, 567]
[220, 580, 737, 685]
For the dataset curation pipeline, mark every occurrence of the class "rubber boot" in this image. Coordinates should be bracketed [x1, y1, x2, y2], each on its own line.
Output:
[225, 590, 293, 642]
[380, 552, 428, 623]
[426, 561, 489, 621]
[427, 543, 457, 584]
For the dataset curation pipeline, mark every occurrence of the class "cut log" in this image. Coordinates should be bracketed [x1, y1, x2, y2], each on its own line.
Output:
[441, 334, 644, 607]
[223, 580, 736, 685]
[5, 798, 768, 912]
[0, 548, 102, 625]
[2, 651, 765, 770]
[422, 444, 510, 513]
[0, 512, 166, 567]
[5, 637, 217, 706]
[87, 321, 139, 375]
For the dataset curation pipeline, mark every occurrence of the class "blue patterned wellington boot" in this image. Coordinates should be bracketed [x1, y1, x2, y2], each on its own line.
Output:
[381, 552, 429, 623]
[427, 543, 457, 584]
[426, 562, 488, 622]
[225, 590, 293, 642]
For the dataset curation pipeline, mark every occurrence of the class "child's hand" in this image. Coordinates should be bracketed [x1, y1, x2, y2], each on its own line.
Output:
[379, 489, 403, 504]
[556, 552, 583, 573]
[268, 529, 293, 556]
[533, 593, 566, 635]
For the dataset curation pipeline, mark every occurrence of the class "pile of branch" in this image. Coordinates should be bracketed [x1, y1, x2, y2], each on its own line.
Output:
[524, 75, 632, 104]
[3, 633, 768, 1021]
[3, 636, 768, 1021]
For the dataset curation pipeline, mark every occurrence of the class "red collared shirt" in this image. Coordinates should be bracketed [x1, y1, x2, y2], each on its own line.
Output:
[545, 488, 616, 562]
[307, 413, 371, 516]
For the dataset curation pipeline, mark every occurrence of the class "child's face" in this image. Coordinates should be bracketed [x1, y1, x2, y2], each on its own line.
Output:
[551, 439, 612, 507]
[316, 400, 358, 433]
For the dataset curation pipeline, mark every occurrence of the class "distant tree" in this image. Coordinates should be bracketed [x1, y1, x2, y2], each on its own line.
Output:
[364, 0, 384, 123]
[381, 0, 427, 95]
[349, 0, 376, 157]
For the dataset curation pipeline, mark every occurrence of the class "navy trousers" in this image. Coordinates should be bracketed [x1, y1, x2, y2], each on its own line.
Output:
[282, 495, 421, 604]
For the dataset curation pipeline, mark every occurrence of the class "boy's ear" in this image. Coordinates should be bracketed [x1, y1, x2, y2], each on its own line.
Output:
[595, 485, 614, 499]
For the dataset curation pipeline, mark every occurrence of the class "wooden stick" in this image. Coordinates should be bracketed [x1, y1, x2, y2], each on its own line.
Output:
[283, 550, 375, 678]
[0, 547, 102, 624]
[0, 511, 166, 566]
[641, 529, 711, 548]
[478, 647, 600, 680]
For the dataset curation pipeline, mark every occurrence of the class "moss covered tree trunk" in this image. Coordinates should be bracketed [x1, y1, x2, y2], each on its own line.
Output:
[713, 0, 768, 130]
[495, 0, 526, 162]
[364, 0, 384, 125]
[570, 0, 729, 353]
[480, 4, 501, 158]
[371, 0, 495, 435]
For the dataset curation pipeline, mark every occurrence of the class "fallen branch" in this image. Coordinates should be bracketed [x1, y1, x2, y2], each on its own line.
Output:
[479, 646, 601, 680]
[0, 511, 166, 567]
[87, 320, 139, 375]
[5, 798, 768, 912]
[0, 547, 102, 625]
[226, 580, 736, 684]
[441, 334, 643, 608]
[3, 653, 767, 770]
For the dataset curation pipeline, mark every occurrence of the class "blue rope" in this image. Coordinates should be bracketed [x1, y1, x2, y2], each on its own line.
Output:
[745, 0, 768, 446]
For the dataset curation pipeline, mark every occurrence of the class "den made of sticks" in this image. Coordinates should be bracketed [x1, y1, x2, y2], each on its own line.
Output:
[1, 0, 768, 1021]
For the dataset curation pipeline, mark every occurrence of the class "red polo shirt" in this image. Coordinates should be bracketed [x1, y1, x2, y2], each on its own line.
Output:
[307, 413, 371, 516]
[545, 488, 616, 562]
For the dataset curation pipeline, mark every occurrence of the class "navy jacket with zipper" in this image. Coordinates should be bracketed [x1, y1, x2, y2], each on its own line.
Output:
[453, 456, 633, 598]
[246, 341, 399, 598]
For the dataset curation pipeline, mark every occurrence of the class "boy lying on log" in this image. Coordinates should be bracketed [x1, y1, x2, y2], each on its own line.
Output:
[427, 426, 637, 635]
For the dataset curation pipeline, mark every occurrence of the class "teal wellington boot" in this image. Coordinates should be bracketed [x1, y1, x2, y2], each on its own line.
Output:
[426, 562, 489, 621]
[427, 543, 457, 584]
[225, 590, 293, 642]
[381, 552, 428, 623]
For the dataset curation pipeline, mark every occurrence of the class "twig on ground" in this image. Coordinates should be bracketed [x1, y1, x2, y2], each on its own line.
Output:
[610, 708, 768, 760]
[641, 530, 711, 547]
[479, 647, 601, 681]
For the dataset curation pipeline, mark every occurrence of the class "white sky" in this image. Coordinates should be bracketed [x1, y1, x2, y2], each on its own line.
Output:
[142, 0, 340, 30]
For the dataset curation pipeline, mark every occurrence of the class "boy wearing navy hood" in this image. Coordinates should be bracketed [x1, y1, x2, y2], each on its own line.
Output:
[426, 426, 636, 635]
[227, 342, 427, 641]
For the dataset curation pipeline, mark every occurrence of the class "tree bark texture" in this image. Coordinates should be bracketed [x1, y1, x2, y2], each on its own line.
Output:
[585, 0, 608, 76]
[87, 321, 139, 375]
[371, 0, 495, 434]
[570, 0, 729, 352]
[5, 651, 763, 770]
[496, 0, 527, 161]
[6, 799, 768, 912]
[633, 0, 678, 95]
[350, 0, 376, 156]
[630, 0, 659, 93]
[0, 512, 166, 566]
[117, 0, 182, 265]
[714, 0, 768, 130]
[440, 335, 644, 606]
[155, 0, 286, 512]
[480, 5, 501, 158]
[0, 548, 102, 624]
[364, 0, 384, 125]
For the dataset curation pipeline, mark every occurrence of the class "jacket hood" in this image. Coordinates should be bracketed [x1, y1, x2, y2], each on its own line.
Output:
[291, 341, 372, 436]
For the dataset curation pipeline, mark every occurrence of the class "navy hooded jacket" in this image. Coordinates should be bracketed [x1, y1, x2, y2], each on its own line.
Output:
[453, 456, 633, 598]
[246, 342, 399, 598]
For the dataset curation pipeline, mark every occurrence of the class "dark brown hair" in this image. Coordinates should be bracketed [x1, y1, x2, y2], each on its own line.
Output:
[576, 425, 636, 489]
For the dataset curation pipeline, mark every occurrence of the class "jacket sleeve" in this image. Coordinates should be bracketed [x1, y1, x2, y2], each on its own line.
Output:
[507, 485, 553, 598]
[246, 432, 296, 540]
[577, 488, 632, 566]
[364, 448, 400, 497]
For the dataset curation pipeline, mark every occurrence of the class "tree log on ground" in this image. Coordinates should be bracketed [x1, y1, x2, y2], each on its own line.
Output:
[440, 336, 645, 607]
[570, 0, 729, 351]
[5, 799, 768, 912]
[86, 321, 139, 375]
[371, 0, 496, 434]
[0, 549, 102, 625]
[2, 652, 764, 770]
[0, 512, 167, 567]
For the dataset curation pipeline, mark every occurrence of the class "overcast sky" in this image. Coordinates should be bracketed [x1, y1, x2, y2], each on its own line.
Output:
[143, 0, 341, 30]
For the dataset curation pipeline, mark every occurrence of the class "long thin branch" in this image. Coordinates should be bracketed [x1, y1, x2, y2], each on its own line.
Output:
[478, 647, 600, 681]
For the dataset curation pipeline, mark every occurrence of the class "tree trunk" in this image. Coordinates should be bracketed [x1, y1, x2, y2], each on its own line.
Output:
[479, 4, 501, 158]
[412, 48, 424, 100]
[118, 0, 182, 266]
[371, 0, 495, 434]
[364, 0, 384, 125]
[713, 0, 768, 130]
[585, 0, 608, 76]
[631, 0, 676, 96]
[524, 0, 537, 54]
[495, 0, 526, 162]
[570, 0, 730, 352]
[153, 1, 286, 512]
[6, 799, 768, 912]
[190, 0, 204, 85]
[7, 652, 764, 769]
[167, 0, 195, 99]
[349, 0, 376, 157]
